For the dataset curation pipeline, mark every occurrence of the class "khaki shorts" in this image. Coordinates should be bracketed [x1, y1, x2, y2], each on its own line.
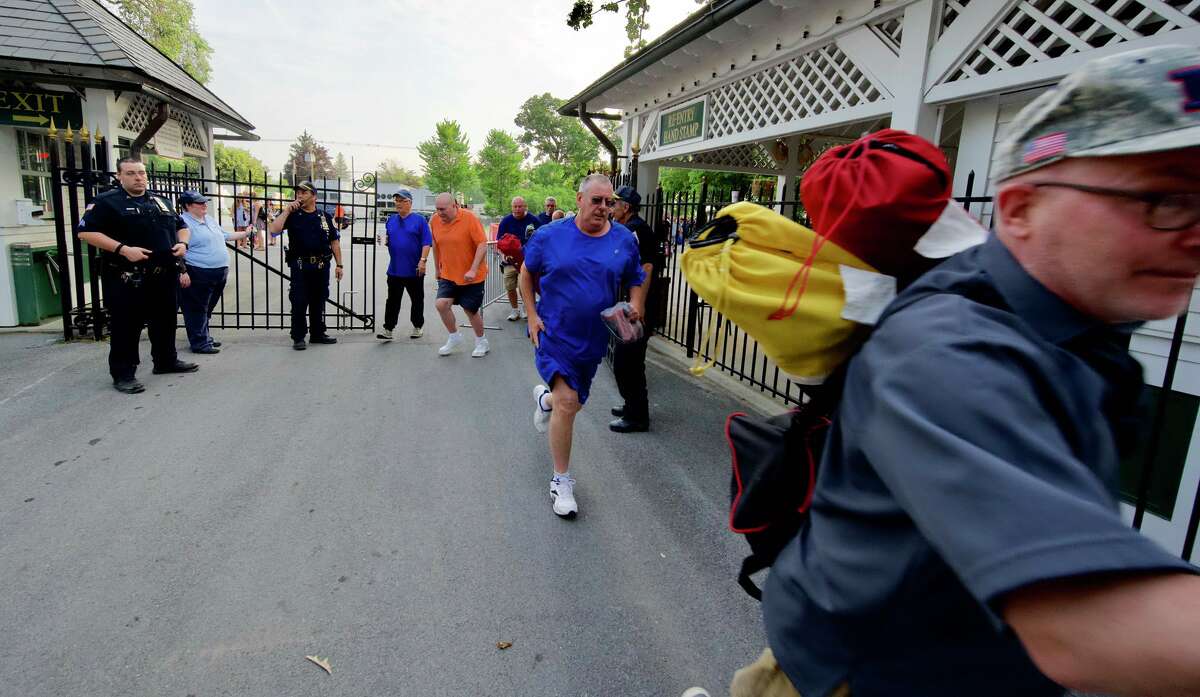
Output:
[503, 265, 519, 292]
[730, 649, 848, 697]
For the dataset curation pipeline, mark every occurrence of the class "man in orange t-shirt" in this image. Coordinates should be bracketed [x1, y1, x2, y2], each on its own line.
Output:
[430, 193, 489, 357]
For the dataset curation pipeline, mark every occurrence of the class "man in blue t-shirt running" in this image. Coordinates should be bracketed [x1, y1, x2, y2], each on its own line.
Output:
[519, 174, 646, 518]
[377, 190, 432, 340]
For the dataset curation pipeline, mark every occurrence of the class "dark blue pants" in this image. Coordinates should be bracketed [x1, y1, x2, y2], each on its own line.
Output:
[179, 264, 228, 350]
[290, 262, 330, 341]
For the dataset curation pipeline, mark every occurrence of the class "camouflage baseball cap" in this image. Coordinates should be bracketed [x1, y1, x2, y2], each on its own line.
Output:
[992, 44, 1200, 182]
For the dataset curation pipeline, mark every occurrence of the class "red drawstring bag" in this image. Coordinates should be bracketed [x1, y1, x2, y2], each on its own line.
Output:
[496, 234, 523, 258]
[801, 128, 952, 285]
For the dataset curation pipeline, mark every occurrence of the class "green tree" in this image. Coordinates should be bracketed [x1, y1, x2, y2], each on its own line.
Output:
[142, 152, 200, 174]
[515, 161, 577, 216]
[476, 130, 525, 216]
[282, 130, 334, 182]
[106, 0, 213, 83]
[213, 142, 267, 177]
[514, 93, 599, 186]
[658, 167, 771, 199]
[377, 159, 423, 186]
[418, 119, 475, 196]
[334, 152, 350, 179]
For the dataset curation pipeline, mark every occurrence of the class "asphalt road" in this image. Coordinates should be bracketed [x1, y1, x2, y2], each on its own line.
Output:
[0, 278, 769, 696]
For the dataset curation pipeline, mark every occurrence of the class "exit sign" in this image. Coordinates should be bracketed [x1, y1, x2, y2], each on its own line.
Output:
[0, 82, 84, 130]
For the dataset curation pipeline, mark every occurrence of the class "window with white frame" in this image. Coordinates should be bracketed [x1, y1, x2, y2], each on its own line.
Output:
[16, 130, 54, 218]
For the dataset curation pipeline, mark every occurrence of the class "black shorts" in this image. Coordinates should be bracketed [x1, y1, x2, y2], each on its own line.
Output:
[436, 278, 485, 313]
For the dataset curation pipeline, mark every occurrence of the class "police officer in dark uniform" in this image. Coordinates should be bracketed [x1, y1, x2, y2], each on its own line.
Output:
[609, 185, 667, 433]
[77, 157, 198, 394]
[268, 181, 344, 350]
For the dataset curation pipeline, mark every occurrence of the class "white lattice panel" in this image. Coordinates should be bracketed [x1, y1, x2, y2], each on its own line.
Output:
[119, 93, 157, 132]
[705, 43, 885, 143]
[119, 94, 207, 155]
[945, 0, 1200, 83]
[872, 15, 905, 51]
[664, 142, 783, 171]
[170, 109, 206, 154]
[940, 0, 973, 37]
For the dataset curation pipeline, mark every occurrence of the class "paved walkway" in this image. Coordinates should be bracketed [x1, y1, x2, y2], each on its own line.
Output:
[0, 278, 768, 696]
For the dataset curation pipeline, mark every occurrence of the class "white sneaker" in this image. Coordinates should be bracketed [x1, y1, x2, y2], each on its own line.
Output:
[506, 308, 520, 321]
[376, 327, 393, 341]
[519, 307, 528, 319]
[438, 333, 463, 356]
[533, 384, 552, 433]
[471, 337, 489, 357]
[680, 690, 711, 697]
[410, 325, 423, 338]
[550, 475, 577, 518]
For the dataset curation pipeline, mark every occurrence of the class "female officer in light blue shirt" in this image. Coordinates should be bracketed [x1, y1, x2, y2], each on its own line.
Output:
[178, 191, 249, 353]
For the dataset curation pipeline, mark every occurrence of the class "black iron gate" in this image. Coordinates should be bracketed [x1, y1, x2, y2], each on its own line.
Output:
[49, 133, 377, 341]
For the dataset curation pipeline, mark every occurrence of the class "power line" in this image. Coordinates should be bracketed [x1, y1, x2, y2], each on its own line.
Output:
[255, 137, 417, 150]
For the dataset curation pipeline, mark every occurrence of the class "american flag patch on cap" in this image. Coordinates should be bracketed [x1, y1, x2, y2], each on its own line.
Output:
[1023, 132, 1067, 163]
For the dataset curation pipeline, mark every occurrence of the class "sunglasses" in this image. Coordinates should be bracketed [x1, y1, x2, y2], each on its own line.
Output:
[588, 196, 616, 208]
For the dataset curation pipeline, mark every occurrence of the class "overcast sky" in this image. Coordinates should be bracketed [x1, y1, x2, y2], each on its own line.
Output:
[194, 0, 701, 176]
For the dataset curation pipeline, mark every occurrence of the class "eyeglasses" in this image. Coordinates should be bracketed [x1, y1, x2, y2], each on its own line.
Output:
[588, 196, 616, 208]
[1032, 182, 1200, 231]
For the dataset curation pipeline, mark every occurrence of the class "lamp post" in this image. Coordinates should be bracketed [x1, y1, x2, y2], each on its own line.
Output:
[304, 151, 314, 181]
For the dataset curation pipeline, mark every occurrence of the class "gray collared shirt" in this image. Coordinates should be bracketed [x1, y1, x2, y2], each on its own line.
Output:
[763, 234, 1195, 697]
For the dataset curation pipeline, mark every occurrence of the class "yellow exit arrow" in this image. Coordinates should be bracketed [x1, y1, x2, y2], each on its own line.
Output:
[13, 114, 49, 125]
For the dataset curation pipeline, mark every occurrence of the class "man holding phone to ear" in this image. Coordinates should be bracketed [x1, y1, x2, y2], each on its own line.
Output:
[269, 180, 344, 350]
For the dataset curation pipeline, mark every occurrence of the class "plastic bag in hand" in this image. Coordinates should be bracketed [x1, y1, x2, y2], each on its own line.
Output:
[601, 302, 644, 344]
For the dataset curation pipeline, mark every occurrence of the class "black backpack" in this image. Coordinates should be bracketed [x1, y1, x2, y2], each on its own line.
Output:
[725, 367, 847, 600]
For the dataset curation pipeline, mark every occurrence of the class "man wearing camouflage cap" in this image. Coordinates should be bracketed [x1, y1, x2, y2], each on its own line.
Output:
[695, 46, 1200, 697]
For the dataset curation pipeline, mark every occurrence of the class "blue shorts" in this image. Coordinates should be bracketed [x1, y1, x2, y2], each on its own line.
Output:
[534, 346, 601, 405]
[436, 278, 485, 313]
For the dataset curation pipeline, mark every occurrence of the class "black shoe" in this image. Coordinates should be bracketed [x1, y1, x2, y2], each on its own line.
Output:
[293, 339, 307, 350]
[310, 336, 338, 345]
[211, 341, 222, 348]
[611, 406, 625, 417]
[152, 361, 199, 374]
[191, 346, 220, 354]
[609, 417, 649, 433]
[113, 378, 145, 394]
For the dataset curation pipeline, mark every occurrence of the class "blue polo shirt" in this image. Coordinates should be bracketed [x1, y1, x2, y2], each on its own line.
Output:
[762, 235, 1197, 697]
[181, 212, 234, 269]
[384, 212, 433, 277]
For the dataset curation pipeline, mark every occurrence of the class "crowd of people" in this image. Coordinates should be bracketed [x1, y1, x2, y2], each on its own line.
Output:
[71, 44, 1200, 697]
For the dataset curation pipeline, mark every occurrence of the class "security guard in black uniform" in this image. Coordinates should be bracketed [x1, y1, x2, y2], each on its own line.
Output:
[610, 185, 667, 433]
[268, 181, 344, 350]
[78, 158, 199, 394]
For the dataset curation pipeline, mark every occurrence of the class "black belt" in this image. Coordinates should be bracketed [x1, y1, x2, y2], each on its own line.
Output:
[296, 255, 330, 267]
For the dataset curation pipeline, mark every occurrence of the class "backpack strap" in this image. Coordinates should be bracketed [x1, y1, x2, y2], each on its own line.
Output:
[738, 554, 771, 601]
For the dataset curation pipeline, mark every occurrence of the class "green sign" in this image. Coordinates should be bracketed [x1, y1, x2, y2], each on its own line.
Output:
[659, 99, 705, 148]
[0, 83, 83, 129]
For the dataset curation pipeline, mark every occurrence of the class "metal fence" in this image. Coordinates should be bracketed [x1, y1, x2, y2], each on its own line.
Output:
[48, 131, 379, 340]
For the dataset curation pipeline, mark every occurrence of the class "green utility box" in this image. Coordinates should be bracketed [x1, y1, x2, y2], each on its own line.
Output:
[10, 242, 89, 326]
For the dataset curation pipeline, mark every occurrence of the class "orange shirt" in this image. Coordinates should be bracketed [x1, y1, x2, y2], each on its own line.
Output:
[430, 207, 488, 285]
